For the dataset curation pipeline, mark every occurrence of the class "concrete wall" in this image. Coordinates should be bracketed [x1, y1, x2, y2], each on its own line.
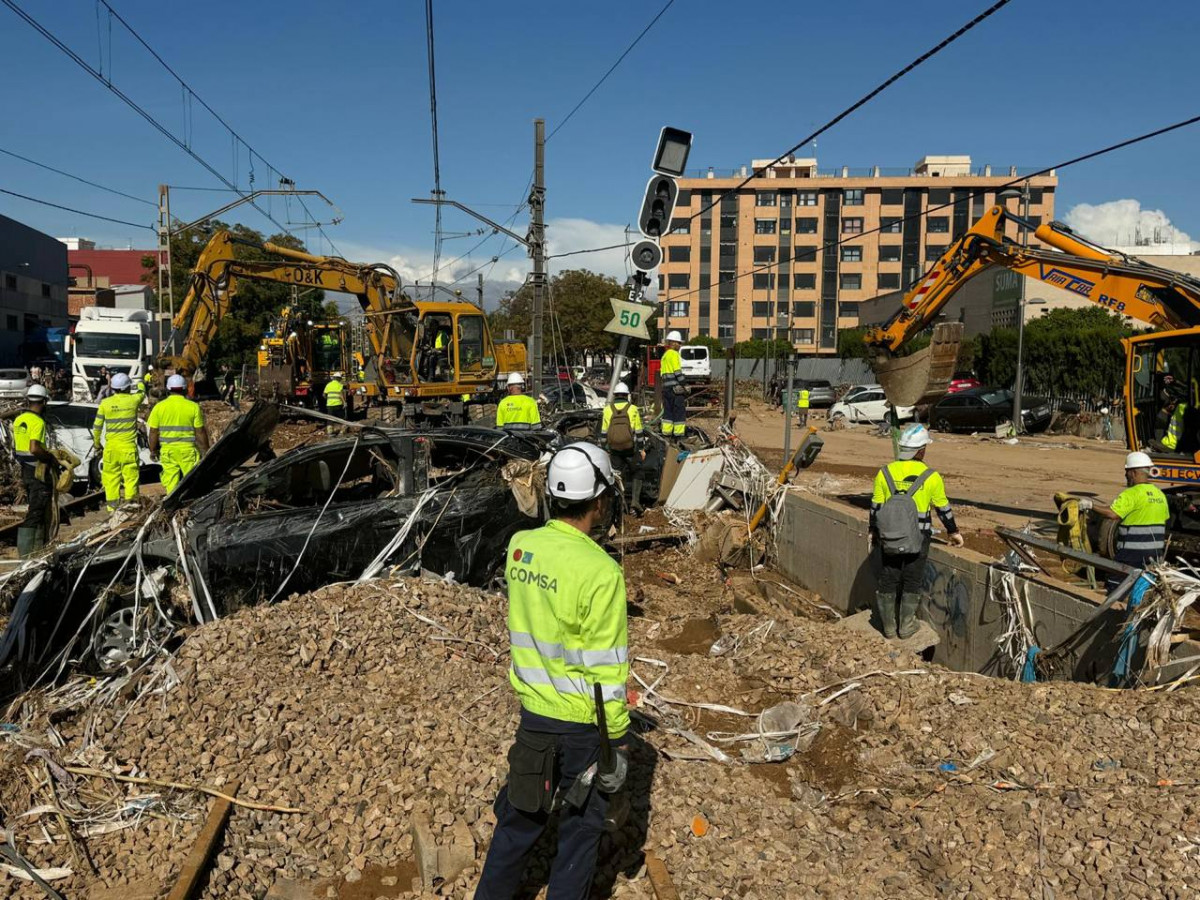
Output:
[774, 491, 1198, 683]
[710, 356, 874, 386]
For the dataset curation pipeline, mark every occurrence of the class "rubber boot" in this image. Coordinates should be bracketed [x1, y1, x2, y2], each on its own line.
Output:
[898, 593, 923, 639]
[630, 475, 645, 515]
[16, 527, 36, 559]
[873, 592, 898, 639]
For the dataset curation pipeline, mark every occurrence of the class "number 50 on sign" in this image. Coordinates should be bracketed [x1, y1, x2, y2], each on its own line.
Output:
[605, 298, 651, 339]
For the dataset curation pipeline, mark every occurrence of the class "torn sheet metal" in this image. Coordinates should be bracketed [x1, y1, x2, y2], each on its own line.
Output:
[665, 449, 725, 511]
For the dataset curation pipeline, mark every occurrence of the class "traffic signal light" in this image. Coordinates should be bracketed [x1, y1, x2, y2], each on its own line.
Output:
[630, 239, 662, 272]
[652, 127, 693, 177]
[638, 174, 678, 239]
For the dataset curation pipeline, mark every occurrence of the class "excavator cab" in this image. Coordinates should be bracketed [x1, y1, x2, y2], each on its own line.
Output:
[1125, 330, 1200, 475]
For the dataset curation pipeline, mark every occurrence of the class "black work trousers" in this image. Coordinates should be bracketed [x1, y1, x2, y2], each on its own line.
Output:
[476, 727, 608, 900]
[878, 537, 930, 597]
[20, 467, 53, 530]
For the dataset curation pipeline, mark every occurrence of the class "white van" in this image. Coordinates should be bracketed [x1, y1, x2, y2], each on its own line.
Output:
[680, 344, 711, 381]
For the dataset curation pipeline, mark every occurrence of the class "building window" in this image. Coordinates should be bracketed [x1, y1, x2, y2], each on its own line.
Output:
[699, 273, 710, 290]
[667, 245, 691, 263]
[879, 244, 902, 262]
[718, 270, 736, 285]
[797, 191, 818, 206]
[751, 328, 770, 339]
[843, 188, 864, 206]
[779, 192, 793, 208]
[792, 301, 815, 317]
[754, 218, 777, 235]
[752, 301, 772, 317]
[842, 217, 864, 234]
[927, 216, 950, 234]
[780, 218, 791, 234]
[839, 273, 862, 290]
[878, 273, 901, 290]
[719, 242, 737, 258]
[756, 191, 777, 207]
[793, 274, 816, 290]
[719, 215, 737, 229]
[881, 188, 903, 205]
[752, 273, 775, 290]
[928, 188, 951, 205]
[795, 217, 818, 234]
[667, 273, 690, 290]
[881, 216, 902, 233]
[5, 314, 17, 331]
[3, 274, 15, 290]
[700, 246, 711, 263]
[668, 301, 689, 318]
[794, 328, 815, 344]
[1029, 188, 1044, 204]
[40, 283, 51, 298]
[794, 245, 818, 262]
[676, 189, 691, 207]
[839, 302, 860, 318]
[718, 324, 735, 339]
[753, 246, 776, 264]
[841, 246, 862, 263]
[668, 218, 690, 235]
[658, 274, 664, 291]
[1019, 215, 1044, 233]
[926, 245, 948, 260]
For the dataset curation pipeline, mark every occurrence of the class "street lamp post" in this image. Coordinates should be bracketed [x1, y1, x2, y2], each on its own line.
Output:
[1000, 182, 1031, 434]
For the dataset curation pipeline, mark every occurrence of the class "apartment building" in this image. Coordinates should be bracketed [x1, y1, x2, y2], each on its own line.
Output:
[657, 155, 1057, 354]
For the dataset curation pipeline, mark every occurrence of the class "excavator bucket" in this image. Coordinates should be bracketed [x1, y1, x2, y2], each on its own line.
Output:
[876, 322, 965, 409]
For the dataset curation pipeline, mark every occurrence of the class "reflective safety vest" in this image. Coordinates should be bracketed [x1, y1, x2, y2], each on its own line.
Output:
[1111, 483, 1170, 556]
[660, 348, 683, 387]
[435, 330, 449, 350]
[147, 393, 205, 444]
[496, 393, 540, 429]
[506, 519, 630, 738]
[797, 389, 810, 410]
[870, 459, 953, 536]
[12, 410, 46, 468]
[324, 379, 345, 408]
[93, 392, 142, 449]
[1163, 403, 1187, 450]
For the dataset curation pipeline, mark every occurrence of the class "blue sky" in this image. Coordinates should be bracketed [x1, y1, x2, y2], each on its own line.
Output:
[2, 0, 1198, 299]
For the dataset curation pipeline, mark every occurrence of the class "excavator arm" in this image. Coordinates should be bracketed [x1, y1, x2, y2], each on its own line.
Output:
[162, 231, 415, 377]
[866, 205, 1200, 405]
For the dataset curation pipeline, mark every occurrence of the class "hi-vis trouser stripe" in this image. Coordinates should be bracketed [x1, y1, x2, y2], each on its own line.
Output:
[158, 425, 196, 443]
[501, 422, 533, 431]
[1117, 524, 1166, 552]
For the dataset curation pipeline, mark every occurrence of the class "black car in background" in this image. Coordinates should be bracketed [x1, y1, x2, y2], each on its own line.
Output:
[930, 387, 1052, 434]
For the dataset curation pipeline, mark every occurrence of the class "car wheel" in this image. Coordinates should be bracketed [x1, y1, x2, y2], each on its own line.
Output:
[934, 417, 953, 433]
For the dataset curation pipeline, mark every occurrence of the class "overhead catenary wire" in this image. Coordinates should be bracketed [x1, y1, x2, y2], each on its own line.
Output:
[665, 111, 1200, 306]
[0, 186, 154, 231]
[688, 0, 1015, 224]
[0, 146, 155, 206]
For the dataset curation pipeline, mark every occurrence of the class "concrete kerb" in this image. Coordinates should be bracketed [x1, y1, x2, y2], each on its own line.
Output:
[773, 490, 1199, 683]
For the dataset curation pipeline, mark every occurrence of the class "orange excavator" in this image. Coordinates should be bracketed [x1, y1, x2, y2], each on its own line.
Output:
[865, 205, 1200, 495]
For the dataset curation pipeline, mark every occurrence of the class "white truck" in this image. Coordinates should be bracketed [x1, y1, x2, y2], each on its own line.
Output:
[67, 308, 158, 401]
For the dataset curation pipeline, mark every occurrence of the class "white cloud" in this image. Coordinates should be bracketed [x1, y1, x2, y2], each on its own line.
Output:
[1062, 199, 1197, 251]
[544, 217, 632, 280]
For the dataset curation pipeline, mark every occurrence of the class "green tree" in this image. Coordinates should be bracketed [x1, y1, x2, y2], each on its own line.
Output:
[142, 221, 326, 369]
[686, 334, 724, 354]
[837, 328, 870, 360]
[490, 269, 628, 360]
[732, 337, 794, 359]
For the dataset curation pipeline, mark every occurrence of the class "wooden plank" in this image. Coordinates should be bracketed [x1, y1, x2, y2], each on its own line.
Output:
[644, 851, 680, 900]
[609, 529, 689, 548]
[166, 779, 240, 900]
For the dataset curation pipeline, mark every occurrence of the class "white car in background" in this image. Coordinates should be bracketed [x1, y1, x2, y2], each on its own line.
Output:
[680, 345, 711, 380]
[829, 388, 915, 424]
[0, 368, 29, 400]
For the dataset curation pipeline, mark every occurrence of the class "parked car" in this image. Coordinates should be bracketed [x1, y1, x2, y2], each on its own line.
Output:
[41, 401, 157, 488]
[680, 345, 711, 381]
[841, 383, 883, 404]
[930, 387, 1052, 433]
[540, 380, 605, 410]
[829, 389, 916, 424]
[794, 379, 836, 408]
[0, 368, 28, 399]
[947, 372, 983, 394]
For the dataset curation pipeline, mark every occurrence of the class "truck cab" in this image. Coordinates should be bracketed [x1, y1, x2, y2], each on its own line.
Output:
[67, 308, 157, 401]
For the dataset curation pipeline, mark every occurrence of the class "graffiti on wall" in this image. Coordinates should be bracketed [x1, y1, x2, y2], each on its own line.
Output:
[923, 561, 972, 637]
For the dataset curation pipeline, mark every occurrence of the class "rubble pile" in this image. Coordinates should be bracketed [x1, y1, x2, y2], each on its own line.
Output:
[2, 547, 1200, 897]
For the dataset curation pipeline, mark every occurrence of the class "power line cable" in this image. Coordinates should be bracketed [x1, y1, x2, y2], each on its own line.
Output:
[425, 0, 444, 283]
[0, 145, 155, 206]
[665, 112, 1200, 306]
[689, 0, 1014, 223]
[547, 241, 634, 260]
[0, 186, 154, 230]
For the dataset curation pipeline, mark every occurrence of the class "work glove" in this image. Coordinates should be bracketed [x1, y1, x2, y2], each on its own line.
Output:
[1077, 498, 1094, 512]
[597, 747, 628, 794]
[948, 532, 965, 548]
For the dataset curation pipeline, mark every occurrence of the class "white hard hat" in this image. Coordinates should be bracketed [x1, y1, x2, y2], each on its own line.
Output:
[111, 373, 131, 390]
[506, 372, 526, 387]
[897, 423, 931, 459]
[167, 374, 187, 390]
[1125, 451, 1153, 470]
[613, 382, 630, 396]
[665, 330, 683, 343]
[25, 384, 49, 402]
[1100, 406, 1110, 415]
[547, 442, 614, 501]
[146, 364, 154, 371]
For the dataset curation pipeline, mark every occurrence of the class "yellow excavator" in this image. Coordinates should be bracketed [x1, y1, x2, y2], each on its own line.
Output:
[865, 204, 1200, 521]
[162, 231, 517, 423]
